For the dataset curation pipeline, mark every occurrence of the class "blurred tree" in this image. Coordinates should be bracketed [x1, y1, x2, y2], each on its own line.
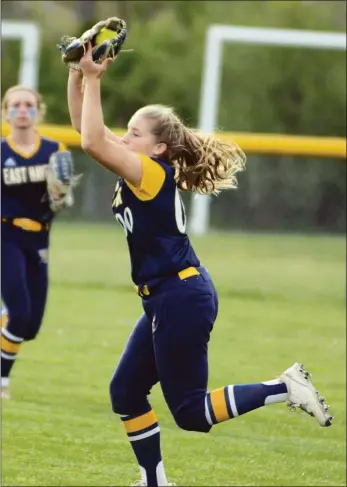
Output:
[77, 0, 96, 22]
[77, 0, 97, 40]
[1, 0, 346, 232]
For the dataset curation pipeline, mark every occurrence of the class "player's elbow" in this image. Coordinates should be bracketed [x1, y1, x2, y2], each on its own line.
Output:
[81, 138, 101, 155]
[69, 116, 81, 134]
[81, 139, 92, 152]
[72, 123, 81, 134]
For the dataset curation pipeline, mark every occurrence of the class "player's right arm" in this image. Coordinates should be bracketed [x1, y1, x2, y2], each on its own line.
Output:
[67, 69, 84, 132]
[67, 69, 122, 144]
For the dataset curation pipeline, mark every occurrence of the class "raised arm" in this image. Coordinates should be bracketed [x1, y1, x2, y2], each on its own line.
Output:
[67, 69, 84, 132]
[79, 45, 142, 187]
[67, 67, 123, 144]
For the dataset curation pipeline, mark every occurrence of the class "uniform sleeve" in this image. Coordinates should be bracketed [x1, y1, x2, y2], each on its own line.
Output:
[125, 155, 166, 201]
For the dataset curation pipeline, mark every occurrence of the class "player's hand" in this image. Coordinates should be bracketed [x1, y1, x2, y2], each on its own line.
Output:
[79, 42, 113, 79]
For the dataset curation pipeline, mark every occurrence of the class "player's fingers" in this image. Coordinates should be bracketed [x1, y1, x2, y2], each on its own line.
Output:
[96, 58, 109, 78]
[100, 59, 110, 73]
[101, 58, 110, 69]
[82, 42, 93, 59]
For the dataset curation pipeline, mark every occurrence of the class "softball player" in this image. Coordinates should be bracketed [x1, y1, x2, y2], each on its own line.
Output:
[71, 45, 333, 487]
[1, 85, 75, 399]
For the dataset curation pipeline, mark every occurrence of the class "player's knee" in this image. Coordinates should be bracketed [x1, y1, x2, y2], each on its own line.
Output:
[109, 375, 129, 414]
[23, 329, 40, 341]
[172, 407, 211, 433]
[6, 305, 31, 339]
[23, 317, 43, 341]
[109, 375, 149, 415]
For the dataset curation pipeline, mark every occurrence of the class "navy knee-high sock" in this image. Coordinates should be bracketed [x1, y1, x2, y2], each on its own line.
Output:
[121, 409, 168, 486]
[205, 379, 288, 425]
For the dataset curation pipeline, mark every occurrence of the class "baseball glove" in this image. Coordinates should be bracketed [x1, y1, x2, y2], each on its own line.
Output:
[57, 17, 128, 70]
[45, 150, 82, 212]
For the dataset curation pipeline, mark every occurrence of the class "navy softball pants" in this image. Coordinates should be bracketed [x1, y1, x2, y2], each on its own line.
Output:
[1, 225, 49, 342]
[110, 267, 219, 433]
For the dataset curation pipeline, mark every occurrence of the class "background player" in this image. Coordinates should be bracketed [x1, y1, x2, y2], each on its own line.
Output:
[1, 85, 76, 399]
[69, 45, 333, 486]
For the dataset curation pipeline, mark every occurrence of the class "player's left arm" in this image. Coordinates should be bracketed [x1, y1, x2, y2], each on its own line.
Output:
[81, 74, 143, 188]
[67, 68, 123, 144]
[46, 143, 82, 212]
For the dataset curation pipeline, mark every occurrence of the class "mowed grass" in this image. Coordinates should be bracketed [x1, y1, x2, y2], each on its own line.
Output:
[2, 223, 346, 487]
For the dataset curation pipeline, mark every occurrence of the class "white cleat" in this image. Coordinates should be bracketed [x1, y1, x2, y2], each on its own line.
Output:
[1, 387, 11, 400]
[279, 362, 333, 427]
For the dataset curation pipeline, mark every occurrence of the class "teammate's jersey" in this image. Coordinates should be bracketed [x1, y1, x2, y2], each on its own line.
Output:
[112, 155, 200, 285]
[1, 134, 66, 223]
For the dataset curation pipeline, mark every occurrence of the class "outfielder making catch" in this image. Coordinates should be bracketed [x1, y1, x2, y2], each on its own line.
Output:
[61, 16, 333, 487]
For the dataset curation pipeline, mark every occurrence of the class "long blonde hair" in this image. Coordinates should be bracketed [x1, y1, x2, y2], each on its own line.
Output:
[135, 105, 246, 195]
[2, 85, 46, 121]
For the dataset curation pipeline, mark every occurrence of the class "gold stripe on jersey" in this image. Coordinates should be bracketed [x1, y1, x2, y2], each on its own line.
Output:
[125, 155, 166, 201]
[6, 133, 42, 159]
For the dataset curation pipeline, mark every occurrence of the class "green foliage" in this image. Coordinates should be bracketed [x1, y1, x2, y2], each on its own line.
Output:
[3, 1, 345, 132]
[1, 40, 21, 90]
[2, 1, 346, 232]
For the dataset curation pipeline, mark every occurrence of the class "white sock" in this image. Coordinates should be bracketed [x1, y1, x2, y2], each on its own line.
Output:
[1, 377, 10, 388]
[140, 460, 168, 485]
[262, 379, 288, 404]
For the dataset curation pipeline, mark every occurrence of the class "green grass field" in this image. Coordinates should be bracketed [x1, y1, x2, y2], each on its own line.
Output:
[2, 223, 346, 487]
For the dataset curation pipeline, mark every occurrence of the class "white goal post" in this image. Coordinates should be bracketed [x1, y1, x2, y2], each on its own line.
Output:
[190, 25, 347, 236]
[2, 21, 41, 90]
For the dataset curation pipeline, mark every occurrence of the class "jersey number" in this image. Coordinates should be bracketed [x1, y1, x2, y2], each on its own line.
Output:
[116, 207, 134, 236]
[116, 189, 186, 236]
[175, 188, 186, 234]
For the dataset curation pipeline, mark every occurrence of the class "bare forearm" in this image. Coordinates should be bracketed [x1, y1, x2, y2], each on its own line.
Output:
[81, 77, 105, 147]
[71, 74, 122, 143]
[67, 70, 84, 132]
[80, 76, 141, 182]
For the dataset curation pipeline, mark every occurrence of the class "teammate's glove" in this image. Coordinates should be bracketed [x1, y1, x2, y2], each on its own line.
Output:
[57, 17, 128, 70]
[45, 151, 82, 212]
